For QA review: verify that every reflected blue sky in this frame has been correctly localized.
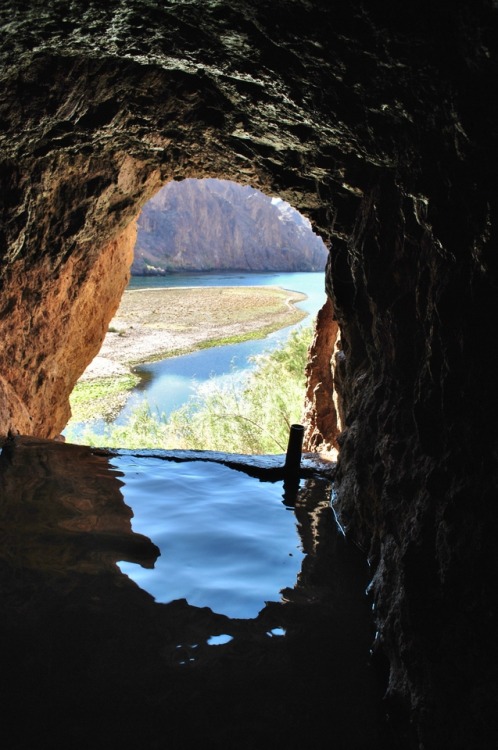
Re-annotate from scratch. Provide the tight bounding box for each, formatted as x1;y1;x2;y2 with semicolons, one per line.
115;456;304;619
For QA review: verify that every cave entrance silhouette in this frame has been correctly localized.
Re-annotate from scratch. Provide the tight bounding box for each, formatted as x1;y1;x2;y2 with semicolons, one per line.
64;177;329;455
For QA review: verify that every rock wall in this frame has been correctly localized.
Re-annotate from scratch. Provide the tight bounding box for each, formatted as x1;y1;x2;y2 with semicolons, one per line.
332;175;498;748
302;296;340;456
0;222;137;437
0;1;497;747
133;178;328;273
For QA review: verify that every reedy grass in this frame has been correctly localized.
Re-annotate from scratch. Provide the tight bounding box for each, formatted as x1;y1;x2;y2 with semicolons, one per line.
66;323;313;454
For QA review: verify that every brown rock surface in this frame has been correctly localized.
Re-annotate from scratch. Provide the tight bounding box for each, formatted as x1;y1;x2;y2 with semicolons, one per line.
303;297;340;457
0;222;136;438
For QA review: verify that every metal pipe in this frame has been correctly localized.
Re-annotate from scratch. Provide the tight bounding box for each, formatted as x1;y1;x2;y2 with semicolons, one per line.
284;423;304;477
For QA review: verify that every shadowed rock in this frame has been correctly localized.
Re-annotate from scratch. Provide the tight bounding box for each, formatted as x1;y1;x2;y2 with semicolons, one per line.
0;2;497;747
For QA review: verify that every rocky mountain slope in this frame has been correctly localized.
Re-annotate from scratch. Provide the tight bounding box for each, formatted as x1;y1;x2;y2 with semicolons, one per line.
132;178;328;273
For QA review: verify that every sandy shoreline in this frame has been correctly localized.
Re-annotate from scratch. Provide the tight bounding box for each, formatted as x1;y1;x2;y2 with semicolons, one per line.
80;285;307;381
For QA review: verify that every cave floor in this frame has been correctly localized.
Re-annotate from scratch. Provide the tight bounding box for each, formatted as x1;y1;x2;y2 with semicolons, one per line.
0;437;394;750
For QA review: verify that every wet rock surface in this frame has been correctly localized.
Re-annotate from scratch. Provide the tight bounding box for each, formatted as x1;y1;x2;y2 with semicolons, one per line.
1;1;498;747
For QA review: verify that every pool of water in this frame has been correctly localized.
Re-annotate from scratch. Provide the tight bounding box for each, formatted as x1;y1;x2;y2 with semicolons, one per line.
114;456;307;619
0;437;391;749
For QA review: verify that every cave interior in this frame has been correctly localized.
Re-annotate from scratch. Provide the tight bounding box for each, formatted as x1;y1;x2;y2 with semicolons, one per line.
0;1;497;748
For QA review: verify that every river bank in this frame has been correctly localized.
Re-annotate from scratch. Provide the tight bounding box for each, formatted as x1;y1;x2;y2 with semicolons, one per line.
81;285;307;380
69;285;307;423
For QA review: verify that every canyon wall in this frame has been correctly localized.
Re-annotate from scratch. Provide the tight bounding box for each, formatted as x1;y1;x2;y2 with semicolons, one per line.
0;223;136;438
133;178;328;273
0;1;497;747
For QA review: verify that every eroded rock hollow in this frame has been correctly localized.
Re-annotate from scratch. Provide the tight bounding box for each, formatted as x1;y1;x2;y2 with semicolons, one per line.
1;1;497;747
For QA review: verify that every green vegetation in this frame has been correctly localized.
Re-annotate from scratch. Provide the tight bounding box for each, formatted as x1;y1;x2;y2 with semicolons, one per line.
66;323;313;454
68;374;141;423
193;316;307;351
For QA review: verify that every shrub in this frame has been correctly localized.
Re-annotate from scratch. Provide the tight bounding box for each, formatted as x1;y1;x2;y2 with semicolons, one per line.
68;322;313;454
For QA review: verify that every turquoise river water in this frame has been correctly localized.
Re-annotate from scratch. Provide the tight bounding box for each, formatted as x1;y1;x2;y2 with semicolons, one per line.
117;270;326;422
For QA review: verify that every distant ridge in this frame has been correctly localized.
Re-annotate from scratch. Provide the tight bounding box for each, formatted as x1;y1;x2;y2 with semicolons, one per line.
132;178;328;275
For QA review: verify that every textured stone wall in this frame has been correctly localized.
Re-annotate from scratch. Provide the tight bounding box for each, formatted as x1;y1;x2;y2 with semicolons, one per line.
1;1;497;747
332;174;498;747
0;222;136;437
303;296;340;456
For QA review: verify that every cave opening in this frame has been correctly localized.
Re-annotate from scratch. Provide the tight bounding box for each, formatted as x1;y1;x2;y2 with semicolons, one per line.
64;176;333;457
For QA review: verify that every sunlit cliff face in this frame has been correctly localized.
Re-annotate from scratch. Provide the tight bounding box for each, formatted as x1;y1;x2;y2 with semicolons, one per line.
1;2;497;747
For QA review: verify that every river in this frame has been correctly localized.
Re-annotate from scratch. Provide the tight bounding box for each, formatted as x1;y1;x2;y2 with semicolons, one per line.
114;271;326;423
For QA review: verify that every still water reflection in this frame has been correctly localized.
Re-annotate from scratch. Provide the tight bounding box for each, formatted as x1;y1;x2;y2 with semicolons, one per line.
114;457;306;618
0;437;391;750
